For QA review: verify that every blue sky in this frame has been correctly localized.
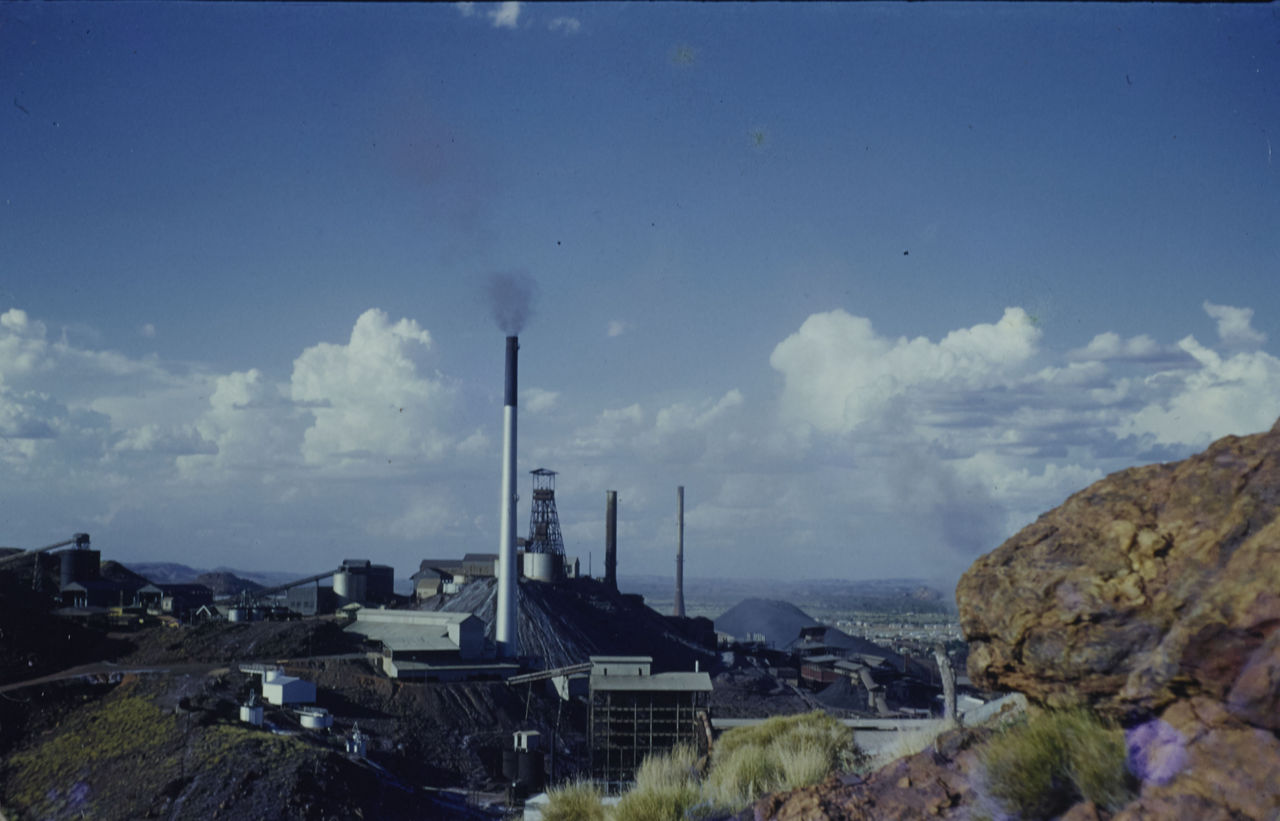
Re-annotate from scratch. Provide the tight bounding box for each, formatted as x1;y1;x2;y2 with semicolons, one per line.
2;2;1278;587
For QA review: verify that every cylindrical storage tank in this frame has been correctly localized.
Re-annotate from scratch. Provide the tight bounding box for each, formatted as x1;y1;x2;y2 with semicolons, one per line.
334;570;368;604
240;704;263;726
228;608;247;622
516;751;544;791
299;710;332;730
60;550;101;587
523;553;556;582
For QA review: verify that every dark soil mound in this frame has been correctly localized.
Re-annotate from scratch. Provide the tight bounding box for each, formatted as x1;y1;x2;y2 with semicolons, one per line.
714;598;819;647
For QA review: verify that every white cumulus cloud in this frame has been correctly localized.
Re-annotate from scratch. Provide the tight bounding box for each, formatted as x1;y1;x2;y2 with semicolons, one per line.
488;2;520;29
1068;331;1164;362
549;17;581;34
1119;333;1280;447
770;307;1041;434
1204;300;1266;346
522;387;559;414
290;309;456;467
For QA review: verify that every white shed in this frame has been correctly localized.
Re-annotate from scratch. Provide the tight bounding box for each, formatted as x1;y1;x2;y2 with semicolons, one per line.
261;671;316;706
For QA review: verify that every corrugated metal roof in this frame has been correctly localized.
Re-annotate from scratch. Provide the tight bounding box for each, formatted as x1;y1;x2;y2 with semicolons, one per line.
590;671;711;692
356;610;475;625
346;621;457;653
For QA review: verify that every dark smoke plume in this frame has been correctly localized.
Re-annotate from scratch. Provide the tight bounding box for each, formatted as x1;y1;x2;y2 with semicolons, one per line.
486;272;538;334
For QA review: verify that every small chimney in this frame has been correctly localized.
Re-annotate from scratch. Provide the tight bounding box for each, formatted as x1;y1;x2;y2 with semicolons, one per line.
604;490;618;591
673;486;686;618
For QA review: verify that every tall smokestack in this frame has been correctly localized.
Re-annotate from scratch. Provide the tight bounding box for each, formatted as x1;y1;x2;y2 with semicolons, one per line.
604;490;618;592
496;336;519;658
673;486;686;617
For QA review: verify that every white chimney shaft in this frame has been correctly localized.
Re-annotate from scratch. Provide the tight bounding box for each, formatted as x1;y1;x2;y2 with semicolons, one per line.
496;336;519;658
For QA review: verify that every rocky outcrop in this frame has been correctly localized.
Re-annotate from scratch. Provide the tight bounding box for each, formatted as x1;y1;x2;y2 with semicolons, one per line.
742;723;993;821
958;418;1280;719
760;420;1280;819
955;418;1280;818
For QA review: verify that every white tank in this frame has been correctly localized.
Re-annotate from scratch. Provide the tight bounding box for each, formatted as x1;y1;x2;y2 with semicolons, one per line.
299;709;332;730
522;552;557;582
240;704;263;726
333;570;367;603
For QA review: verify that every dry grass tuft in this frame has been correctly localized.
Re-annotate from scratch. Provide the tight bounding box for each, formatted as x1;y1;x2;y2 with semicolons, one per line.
541;779;606;821
978;707;1135;820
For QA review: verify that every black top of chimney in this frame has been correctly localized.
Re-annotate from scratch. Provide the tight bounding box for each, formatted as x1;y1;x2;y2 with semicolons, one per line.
505;336;518;407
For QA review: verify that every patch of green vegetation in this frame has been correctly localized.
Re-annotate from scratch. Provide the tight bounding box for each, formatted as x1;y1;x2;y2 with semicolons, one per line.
3;688;178;815
543;711;862;820
703;712;861;812
542;779;607;821
193;723;315;771
977;707;1136;819
614;744;701;821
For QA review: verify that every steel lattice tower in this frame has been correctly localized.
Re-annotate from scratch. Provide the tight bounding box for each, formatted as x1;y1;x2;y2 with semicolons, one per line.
527;468;566;556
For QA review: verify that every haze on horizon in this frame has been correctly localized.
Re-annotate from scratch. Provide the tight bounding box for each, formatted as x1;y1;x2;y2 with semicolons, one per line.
2;3;1277;586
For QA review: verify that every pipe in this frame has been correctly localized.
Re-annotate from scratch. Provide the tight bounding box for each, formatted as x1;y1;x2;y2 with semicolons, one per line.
497;336;519;658
673;486;686;617
604;490;618;591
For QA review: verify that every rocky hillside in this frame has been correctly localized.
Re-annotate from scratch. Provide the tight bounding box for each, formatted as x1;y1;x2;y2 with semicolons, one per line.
755;420;1280;819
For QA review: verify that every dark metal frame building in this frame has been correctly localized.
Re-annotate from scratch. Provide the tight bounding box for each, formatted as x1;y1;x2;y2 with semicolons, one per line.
587;656;712;792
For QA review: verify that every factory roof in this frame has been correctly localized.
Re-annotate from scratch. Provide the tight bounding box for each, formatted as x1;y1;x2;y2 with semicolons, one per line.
355;609;474;624
590;671;712;693
351;622;461;653
345;609;480;653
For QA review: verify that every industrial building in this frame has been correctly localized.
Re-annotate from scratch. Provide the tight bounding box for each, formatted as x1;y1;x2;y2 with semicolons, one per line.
345;609;517;681
334;558;394;605
285;583;338;617
587;656;712;792
136;583;214;620
262;671;316;706
412;553;498;600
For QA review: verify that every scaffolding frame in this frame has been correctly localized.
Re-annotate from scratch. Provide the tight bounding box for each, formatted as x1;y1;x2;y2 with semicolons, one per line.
588;687;710;792
526;468;566;556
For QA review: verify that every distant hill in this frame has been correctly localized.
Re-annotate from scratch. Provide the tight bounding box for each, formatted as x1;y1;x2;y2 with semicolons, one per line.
194;571;263;596
126;563;307;589
714;598;819;647
123;562;201;583
100;560;152;587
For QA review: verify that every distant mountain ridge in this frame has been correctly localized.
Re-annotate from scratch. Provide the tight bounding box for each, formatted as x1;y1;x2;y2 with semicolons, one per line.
120;563;290;589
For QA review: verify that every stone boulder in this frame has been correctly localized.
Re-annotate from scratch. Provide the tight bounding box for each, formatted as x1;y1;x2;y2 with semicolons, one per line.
752;421;1280;820
958;418;1280;721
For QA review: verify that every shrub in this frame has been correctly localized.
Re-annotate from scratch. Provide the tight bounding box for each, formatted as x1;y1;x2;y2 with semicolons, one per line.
701;710;859;812
612;780;700;821
541;779;605;821
978;707;1136;820
703;742;781;809
633;744;700;794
